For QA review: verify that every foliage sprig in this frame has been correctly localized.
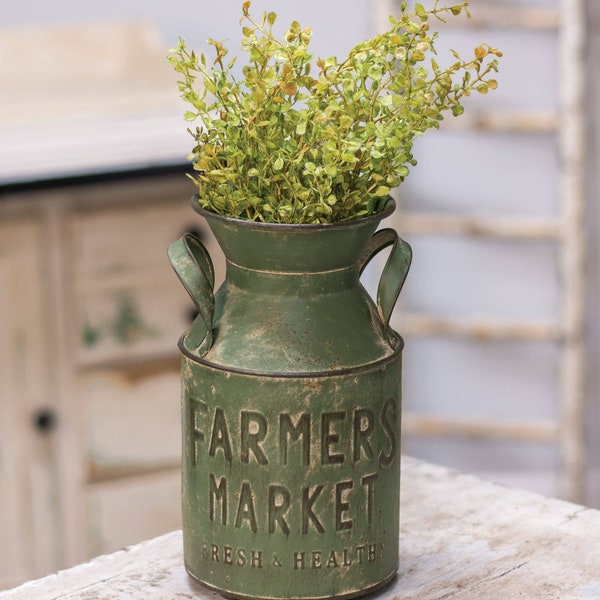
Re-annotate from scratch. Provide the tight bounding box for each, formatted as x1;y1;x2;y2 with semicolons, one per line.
169;1;501;223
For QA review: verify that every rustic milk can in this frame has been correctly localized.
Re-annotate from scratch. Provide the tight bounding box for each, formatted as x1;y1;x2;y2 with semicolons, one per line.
168;197;411;600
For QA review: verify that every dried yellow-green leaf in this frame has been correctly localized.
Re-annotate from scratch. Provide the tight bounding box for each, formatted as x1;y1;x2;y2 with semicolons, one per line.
474;45;488;59
374;186;390;197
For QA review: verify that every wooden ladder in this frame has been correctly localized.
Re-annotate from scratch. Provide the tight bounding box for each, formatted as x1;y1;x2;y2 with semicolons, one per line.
379;1;587;502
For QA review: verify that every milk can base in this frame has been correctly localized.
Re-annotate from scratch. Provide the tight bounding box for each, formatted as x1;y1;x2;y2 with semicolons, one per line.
185;565;398;600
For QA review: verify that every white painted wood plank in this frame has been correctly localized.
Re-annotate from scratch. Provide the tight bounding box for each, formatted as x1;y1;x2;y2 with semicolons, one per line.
397;313;561;343
0;114;189;185
0;21;189;185
3;457;600;599
402;413;557;443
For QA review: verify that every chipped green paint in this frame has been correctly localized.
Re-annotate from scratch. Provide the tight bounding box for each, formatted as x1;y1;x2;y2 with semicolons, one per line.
169;198;411;599
82;321;102;348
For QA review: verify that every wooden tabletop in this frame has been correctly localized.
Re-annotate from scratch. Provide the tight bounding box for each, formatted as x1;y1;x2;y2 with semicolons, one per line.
3;456;599;600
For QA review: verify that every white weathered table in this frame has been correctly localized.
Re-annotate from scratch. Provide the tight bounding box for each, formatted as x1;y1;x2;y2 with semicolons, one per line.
3;457;600;600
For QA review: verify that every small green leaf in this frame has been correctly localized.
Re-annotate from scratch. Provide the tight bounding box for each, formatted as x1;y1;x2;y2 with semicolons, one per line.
339;115;353;128
415;3;427;20
273;157;284;171
374;186;390;197
368;65;383;81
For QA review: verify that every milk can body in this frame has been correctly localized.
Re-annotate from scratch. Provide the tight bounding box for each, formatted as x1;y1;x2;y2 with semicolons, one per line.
169;198;411;599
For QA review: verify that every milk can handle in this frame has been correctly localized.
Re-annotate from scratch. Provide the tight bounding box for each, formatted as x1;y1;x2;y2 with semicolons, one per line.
168;233;215;354
360;228;412;327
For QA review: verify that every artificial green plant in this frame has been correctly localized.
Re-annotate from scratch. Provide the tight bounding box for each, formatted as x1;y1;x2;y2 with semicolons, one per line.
169;1;501;223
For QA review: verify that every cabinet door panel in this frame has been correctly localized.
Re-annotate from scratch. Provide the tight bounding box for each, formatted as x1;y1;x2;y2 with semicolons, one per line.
72;201;224;367
82;367;181;480
71;202;222;280
85;470;181;559
76;283;192;367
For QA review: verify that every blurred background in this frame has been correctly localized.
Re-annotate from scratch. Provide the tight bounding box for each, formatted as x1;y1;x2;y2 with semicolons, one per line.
0;0;598;591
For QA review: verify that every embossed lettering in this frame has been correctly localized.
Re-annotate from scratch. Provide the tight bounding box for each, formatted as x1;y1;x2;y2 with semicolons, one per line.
209;473;227;525
379;398;397;467
198;402;397;468
368;544;377;562
235;481;258;533
326;550;339;568
241;411;268;465
311;551;322;569
250;550;263;569
302;484;325;534
321;412;346;465
294;552;305;570
353;408;374;462
268;484;291;535
189;397;207;467
335;480;353;531
361;472;378;526
209;408;233;462
279;413;310;466
342;548;353;566
236;549;246;566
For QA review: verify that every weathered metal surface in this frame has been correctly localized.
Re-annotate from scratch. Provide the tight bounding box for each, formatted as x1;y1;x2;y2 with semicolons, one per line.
180;353;402;599
168;198;412;599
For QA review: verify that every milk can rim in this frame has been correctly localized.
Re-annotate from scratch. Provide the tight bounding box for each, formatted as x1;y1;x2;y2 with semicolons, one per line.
191;196;396;231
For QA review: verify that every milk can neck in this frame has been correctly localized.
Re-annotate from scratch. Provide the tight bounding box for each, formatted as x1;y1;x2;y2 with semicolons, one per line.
200;212;393;274
225;258;359;292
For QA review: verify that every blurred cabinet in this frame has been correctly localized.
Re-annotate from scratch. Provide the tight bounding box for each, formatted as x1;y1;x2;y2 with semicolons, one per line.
0;171;223;588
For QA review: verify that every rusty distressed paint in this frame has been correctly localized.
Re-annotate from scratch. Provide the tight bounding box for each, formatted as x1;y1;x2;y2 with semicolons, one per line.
169;198;411;599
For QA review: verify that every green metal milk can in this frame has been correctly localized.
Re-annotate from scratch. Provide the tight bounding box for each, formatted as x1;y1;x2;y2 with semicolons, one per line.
168;197;411;600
